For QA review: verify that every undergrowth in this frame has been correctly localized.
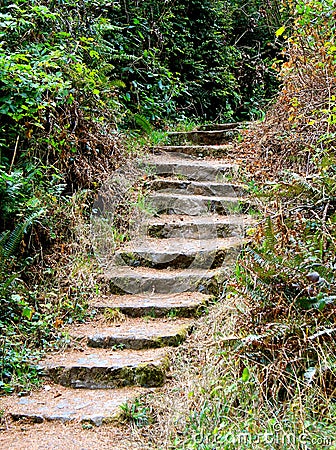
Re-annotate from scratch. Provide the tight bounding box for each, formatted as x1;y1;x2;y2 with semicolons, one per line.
0;187;100;394
128;299;336;449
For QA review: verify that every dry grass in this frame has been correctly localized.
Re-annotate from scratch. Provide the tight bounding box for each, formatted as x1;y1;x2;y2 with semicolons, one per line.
126;293;336;449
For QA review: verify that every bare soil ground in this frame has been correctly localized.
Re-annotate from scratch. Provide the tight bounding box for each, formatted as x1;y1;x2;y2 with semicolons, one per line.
0;419;147;450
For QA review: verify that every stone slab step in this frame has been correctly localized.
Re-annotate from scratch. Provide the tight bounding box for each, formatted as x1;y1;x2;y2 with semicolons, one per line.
197;122;251;131
167;130;239;145
91;292;211;317
149;192;247;216
148;178;246;196
147;155;238;181
104;267;229;295
4;384;146;425
69;318;192;350
147;214;254;239
115;237;242;269
38;348;168;389
154;144;232;158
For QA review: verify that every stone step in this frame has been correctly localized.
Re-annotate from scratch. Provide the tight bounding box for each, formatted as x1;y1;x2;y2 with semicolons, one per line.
38;348;168;389
147;214;254;239
167;129;239;145
70;318;192;350
5;384;146;425
104;267;228;295
197;122;251;131
154;144;232;158
147;155;238;181
148;192;247;216
91;292;211;317
148;178;246;197
115;237;242;269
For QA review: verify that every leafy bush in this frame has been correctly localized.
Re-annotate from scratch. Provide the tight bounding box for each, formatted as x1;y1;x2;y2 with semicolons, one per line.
241;0;336;161
230;0;288;119
0;1;123;183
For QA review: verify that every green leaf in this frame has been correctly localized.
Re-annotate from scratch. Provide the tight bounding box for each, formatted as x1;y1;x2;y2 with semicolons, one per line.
22;306;33;320
275;26;286;37
241;367;250;382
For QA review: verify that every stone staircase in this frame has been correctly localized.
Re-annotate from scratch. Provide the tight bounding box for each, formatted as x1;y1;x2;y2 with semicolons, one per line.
2;122;254;427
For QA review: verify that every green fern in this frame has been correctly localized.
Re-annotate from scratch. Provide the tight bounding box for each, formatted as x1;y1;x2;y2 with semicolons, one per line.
1;210;44;259
0;230;10;250
264;216;276;252
133;114;152;134
110;79;126;89
248;249;270;269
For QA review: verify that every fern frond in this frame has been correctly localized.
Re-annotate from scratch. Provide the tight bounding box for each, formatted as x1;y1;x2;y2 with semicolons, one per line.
264;216;276;252
3;223;27;258
247;248;272;271
2;210;44;258
133;114;152;134
110;79;126;89
0;231;10;250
